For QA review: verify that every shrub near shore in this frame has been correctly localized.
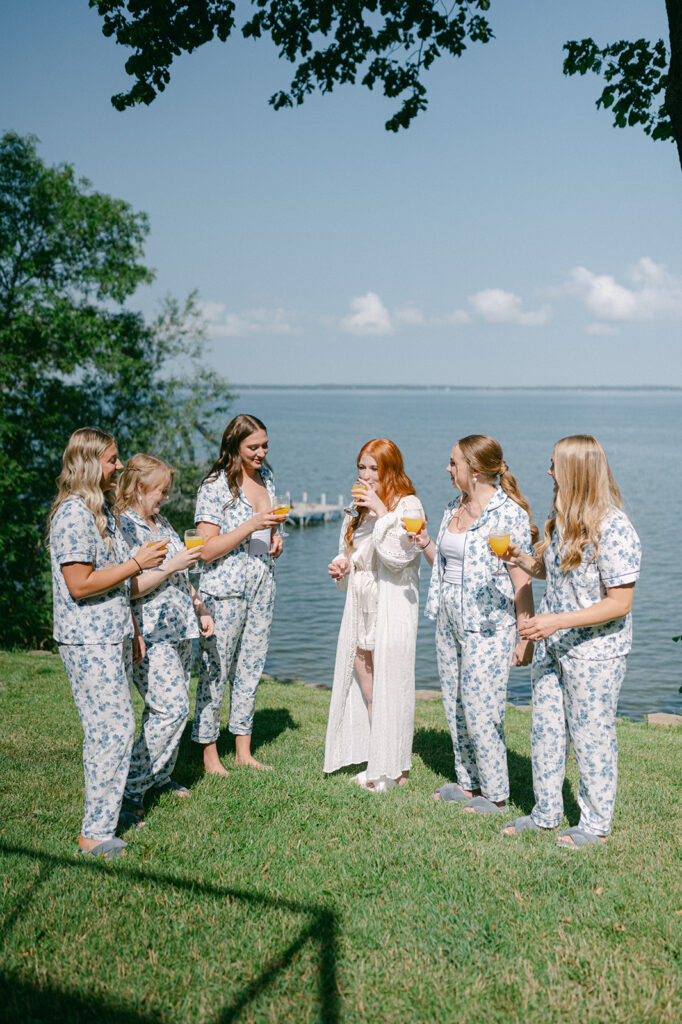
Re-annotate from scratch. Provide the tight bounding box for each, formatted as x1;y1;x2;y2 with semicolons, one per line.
1;651;680;1024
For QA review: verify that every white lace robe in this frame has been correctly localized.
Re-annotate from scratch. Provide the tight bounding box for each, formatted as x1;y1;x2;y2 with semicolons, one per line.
323;496;423;783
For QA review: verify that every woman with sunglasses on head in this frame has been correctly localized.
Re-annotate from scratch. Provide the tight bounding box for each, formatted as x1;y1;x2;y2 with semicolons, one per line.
324;438;424;791
501;435;641;847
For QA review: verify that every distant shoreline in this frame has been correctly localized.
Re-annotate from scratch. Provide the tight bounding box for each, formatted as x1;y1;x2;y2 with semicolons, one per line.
234;383;682;392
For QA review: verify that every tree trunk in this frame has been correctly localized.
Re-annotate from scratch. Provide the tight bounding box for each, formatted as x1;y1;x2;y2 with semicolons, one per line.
666;0;682;170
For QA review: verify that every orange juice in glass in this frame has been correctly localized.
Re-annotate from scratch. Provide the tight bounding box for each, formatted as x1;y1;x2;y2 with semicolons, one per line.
272;495;290;520
401;506;424;547
488;532;510;575
184;529;205;572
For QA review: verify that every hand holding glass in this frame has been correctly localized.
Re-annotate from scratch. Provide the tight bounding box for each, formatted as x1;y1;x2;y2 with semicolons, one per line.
344;480;367;519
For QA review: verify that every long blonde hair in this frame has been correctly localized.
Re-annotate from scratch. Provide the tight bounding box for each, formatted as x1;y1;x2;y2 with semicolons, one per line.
48;427;117;546
457;434;538;543
536;435;623;571
116;454;174;516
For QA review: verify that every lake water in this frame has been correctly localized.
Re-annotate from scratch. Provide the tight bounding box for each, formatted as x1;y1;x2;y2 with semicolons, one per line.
228;387;681;720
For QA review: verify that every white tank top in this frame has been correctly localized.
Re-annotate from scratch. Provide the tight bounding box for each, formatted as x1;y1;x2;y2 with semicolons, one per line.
440;529;466;585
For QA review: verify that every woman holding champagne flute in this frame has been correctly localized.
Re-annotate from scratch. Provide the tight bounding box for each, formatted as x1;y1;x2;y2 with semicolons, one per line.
48;428;166;858
192;414;285;774
414;435;536;814
501;435;641;846
116;455;214;816
324;439;424;791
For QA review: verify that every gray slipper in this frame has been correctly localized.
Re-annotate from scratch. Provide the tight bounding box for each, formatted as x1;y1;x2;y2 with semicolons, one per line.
463;796;505;815
117;810;145;831
432;783;472;802
79;837;127;860
501;815;544;836
556;826;606;848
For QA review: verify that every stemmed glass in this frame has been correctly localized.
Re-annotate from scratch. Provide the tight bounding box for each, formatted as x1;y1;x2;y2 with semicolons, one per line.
343;479;367;519
401;506;425;548
488;531;510;576
272;492;291;537
184;528;205;574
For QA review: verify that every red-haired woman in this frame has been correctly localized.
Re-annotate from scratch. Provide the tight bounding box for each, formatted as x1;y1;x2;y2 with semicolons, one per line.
324;439;424;790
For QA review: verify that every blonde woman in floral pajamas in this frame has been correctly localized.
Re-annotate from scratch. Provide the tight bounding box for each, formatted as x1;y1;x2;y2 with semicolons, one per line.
415;435;535;815
48;428;165;859
116;454;214;817
502;435;641;847
192;414;284;775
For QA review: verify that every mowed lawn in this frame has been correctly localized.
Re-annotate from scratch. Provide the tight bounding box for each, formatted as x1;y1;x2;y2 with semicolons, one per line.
0;650;680;1024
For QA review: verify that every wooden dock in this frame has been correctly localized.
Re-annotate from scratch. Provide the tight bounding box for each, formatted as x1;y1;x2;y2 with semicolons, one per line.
287;493;344;527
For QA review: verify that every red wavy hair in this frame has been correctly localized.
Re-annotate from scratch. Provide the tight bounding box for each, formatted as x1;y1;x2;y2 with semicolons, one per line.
345;438;416;550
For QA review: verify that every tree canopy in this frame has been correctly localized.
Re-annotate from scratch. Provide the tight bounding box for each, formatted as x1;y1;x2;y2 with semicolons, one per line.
0;131;232;648
89;0;682;168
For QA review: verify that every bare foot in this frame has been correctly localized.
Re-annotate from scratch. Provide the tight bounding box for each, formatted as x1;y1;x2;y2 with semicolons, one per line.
235;754;273;771
203;742;230;776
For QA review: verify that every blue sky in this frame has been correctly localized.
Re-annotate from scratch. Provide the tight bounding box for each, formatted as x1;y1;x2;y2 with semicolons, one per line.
3;1;682;385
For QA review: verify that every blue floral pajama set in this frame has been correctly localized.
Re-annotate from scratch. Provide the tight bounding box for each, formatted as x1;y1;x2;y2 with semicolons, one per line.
50;498;135;842
191;466;276;742
425;489;532;803
120;510;200;804
529;508;641;836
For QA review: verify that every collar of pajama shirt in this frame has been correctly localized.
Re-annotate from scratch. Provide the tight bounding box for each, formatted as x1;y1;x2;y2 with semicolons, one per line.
539;507;641;659
193;465;276;598
424;487;533;631
120;509;200;642
50;497;133;644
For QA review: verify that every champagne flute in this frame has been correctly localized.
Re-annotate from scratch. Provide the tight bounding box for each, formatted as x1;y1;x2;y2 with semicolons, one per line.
272;492;291;537
401;506;425;548
343;479;367;519
488;531;510;576
184;528;205;574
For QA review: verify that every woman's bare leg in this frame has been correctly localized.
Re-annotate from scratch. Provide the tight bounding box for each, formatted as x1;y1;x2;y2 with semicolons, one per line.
354;648;374;724
235;733;273;770
203;741;230;776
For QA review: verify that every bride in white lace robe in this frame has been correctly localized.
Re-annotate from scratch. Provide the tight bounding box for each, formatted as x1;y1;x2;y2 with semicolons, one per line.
323;440;423;789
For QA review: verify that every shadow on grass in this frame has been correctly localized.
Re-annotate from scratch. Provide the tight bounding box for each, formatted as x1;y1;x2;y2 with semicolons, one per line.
0;840;338;1024
171;706;299;789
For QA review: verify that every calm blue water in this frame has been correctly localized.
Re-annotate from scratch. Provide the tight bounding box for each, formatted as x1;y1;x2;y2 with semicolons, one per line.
229;387;681;719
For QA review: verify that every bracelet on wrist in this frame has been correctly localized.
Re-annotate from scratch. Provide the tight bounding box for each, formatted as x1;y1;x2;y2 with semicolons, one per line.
131;557;142;574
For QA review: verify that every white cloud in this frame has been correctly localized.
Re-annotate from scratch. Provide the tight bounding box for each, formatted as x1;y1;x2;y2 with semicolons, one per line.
200;302;299;337
394;304;425;326
468;288;550;326
440;310;471;325
341;292;394;335
568;258;682;322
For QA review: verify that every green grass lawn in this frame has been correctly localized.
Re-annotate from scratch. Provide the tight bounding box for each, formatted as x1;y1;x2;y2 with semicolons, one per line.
1;650;680;1023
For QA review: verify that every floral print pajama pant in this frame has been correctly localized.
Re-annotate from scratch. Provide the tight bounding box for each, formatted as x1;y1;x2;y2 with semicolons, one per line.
60;640;134;841
124;639;193;804
436;583;516;803
192;559;275;741
530;647;625;835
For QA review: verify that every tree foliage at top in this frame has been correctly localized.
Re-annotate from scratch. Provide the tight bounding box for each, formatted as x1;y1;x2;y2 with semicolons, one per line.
89;0;494;132
89;0;682;170
0;131;233;648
